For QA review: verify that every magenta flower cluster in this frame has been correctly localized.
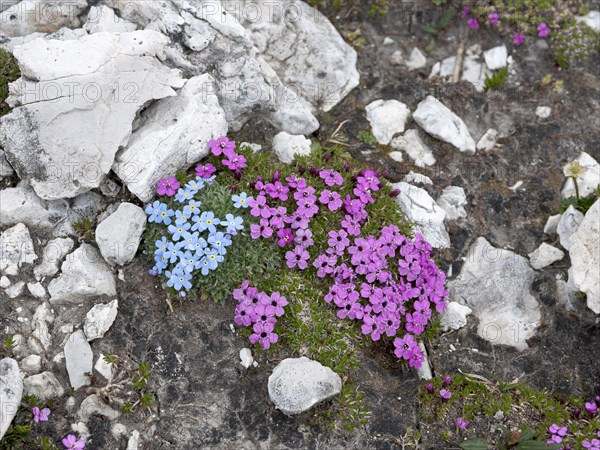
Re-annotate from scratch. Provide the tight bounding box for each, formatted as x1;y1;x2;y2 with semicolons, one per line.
209;136;247;175
233;280;288;350
547;424;568;445
246;167;448;368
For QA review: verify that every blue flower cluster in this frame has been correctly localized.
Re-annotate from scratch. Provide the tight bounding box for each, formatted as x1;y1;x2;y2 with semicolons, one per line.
145;175;252;292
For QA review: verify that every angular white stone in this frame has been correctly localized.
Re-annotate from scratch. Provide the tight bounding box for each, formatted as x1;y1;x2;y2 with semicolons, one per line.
64;331;93;390
557;206;584;251
5;281;24;298
483;45;508;70
48;244;116;304
20;355;41;375
391;182;450;249
0;223;37;276
268;357;342;415
416;342;432;380
366;99;411;145
390;50;404;66
0;276;9;288
113;75;228;202
94;355;114;381
448;237;541;350
84;300;119;342
239;348;253;369
576;10;600;32
27;282;46;298
536;106;551;118
32;302;54;351
383;37;395;45
95;204;146;266
413;96;476;154
476;128;499;152
23;371;64;401
437;186;468;221
430;56;490;92
389;151;403;162
33;238;75;280
528;243;565;270
544;214;561;235
561;152;600;200
84;5;137;33
405;48;427;71
0;151;14;178
0;0;86;37
127;430;141;450
0;31;185;200
403;171;433;185
569;199;600;313
0;358;23;440
78;394;120;422
440;302;472;332
390;129;436;167
272;133;312;164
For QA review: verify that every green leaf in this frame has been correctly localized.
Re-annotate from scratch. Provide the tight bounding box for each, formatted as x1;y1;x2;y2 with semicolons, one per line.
437;7;456;29
425;39;436;53
518;428;535;442
460;438;488;450
519;441;561;450
420;24;439;35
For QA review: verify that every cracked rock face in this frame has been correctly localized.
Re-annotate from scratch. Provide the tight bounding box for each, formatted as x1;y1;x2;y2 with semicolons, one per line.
268;357;342;415
0;358;23;440
0;30;185;200
95;203;146;265
448;237;541;350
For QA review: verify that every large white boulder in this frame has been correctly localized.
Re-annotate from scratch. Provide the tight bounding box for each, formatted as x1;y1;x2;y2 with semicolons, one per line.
413;96;476;154
448;237;541;350
268;357;341;415
112;75;228;202
48;244;116;304
569;199;600;313
95;203;146;265
0;30;185;200
390;182;450;248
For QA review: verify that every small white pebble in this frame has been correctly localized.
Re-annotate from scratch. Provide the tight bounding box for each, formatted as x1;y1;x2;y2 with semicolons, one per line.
229;324;235;334
449;344;456;351
508;180;523;191
252;361;258;368
535;106;551;118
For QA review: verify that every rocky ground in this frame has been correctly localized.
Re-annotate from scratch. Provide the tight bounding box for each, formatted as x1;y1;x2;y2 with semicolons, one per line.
0;1;599;449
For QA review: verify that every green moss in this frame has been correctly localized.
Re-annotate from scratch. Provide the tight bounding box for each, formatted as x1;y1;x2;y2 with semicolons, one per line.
484;66;509;92
0;48;19;116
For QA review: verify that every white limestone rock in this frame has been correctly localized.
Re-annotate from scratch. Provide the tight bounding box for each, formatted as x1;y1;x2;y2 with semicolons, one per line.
403;171;433;186
528;243;565;270
272;133;312;164
0;150;14;178
0;276;9;288
31;302;54;351
576;10;600;32
127;430;141;450
390;182;450;248
0;358;23;440
448;237;541;350
0;30;185;200
416;342;432;380
268;357;342;415
437;186;468;221
405;48;427;71
390;129;436;167
0;183;55;229
569;199;600;313
239;348;253;369
112;75;228;202
476;128;499;152
430;56;490;92
440;302;472;332
413;96;476;154
84;300;118;342
561;152;600;200
5;281;24;298
557;206;584;251
84;5;137;33
536;106;551;119
0;0;87;37
483;45;508;70
33;238;75;280
94;355;114;381
78;394;120;422
544;214;561;235
64;331;93;390
23;371;64;401
95;203;146;266
0;223;37;276
27;282;46;298
365;99;411;145
48;244;116;304
20;355;41;375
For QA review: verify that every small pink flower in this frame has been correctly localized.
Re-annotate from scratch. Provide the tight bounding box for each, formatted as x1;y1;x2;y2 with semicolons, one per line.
467;18;479;30
33;406;50;423
537;22;550;37
488;13;499;25
456;417;470;429
461;6;469;19
62;434;85;449
513;33;525;46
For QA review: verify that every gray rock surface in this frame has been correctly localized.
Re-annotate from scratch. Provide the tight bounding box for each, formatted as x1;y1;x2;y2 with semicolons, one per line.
23;371;64;401
112;75;228;202
437;186;468;221
0;0;86;37
95;203;146;266
0;358;23;440
268;357;342;415
0;30;185;200
557;205;584;251
413;96;476;154
48;244;117;304
272;132;312;164
390;129;436;167
569;199;600;313
34;238;75;280
84;300;119;341
365;99;410;145
448;237;541;350
78;394;121;422
440;302;472;332
84;5;137;33
390;182;450;248
20;355;41;375
0;223;37;276
528;243;565;270
64;330;93;390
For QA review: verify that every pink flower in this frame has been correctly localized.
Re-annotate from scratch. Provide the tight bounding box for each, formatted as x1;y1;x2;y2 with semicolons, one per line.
537;22;550;37
156;176;180;196
62;435;85;449
513;33;525;46
467;18;479;30
461;6;469;18
488;12;499;25
33;406;50;423
439;389;452;401
195;163;216;178
208;136;235;156
456;417;470;429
